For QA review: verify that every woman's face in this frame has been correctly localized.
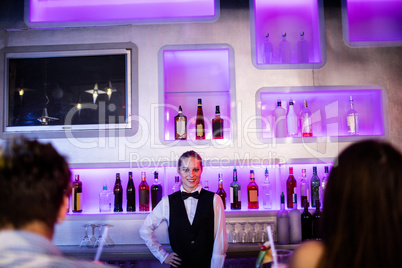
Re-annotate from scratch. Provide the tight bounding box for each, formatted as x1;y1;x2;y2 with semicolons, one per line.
178;156;202;193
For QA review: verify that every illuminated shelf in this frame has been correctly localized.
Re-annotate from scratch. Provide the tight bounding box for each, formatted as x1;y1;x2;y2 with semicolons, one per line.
250;0;326;69
158;44;237;145
256;85;388;143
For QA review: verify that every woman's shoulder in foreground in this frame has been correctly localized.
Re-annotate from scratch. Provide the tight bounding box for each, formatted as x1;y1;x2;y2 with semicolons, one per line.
289;240;324;268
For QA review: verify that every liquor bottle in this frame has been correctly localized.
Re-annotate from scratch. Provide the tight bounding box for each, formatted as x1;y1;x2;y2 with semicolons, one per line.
113;173;123;212
216;174;226;209
72;174;82;213
321;166;329;207
287;100;298;137
297;31;309;63
310;167;320;208
172;176;181;193
99;183;112;213
212;105;224;139
151;171;162;210
300;168;309;208
347;96;359;135
300;100;313;137
201;180;208;190
279;32;291;64
301;200;312;241
261;167;272;209
174;106;187;140
247;170;259;209
139;171;150;211
273;99;287;138
277;192;290;244
195;98;205;140
230;167;241;210
127;172;135;212
286;167;297;209
263;33;273;64
289;194;302;244
312;200;322;240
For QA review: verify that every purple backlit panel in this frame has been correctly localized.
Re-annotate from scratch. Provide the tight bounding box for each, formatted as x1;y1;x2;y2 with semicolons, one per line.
162;48;232;141
252;0;324;67
259;87;385;139
345;0;402;44
27;0;217;25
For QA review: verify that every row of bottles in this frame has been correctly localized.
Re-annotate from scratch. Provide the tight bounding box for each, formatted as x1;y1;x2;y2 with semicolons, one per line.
277;192;322;244
286;166;329;210
273;96;358;138
174;98;224;140
70;172;164;213
263;32;309;64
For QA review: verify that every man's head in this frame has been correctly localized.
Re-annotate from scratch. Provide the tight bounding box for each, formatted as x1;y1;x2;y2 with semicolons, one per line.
0;137;71;233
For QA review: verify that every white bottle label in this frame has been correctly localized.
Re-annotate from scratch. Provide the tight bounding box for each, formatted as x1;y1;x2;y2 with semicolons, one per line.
347;115;358;134
176;118;186;136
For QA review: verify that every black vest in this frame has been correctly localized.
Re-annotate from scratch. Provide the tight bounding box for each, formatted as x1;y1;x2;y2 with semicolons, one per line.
168;189;215;268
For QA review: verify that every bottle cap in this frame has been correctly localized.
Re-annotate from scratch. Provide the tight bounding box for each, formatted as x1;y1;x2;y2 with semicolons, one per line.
75;174;79;181
313;166;317;174
281;192;285;203
265;167;269;175
289;167;293;174
215;105;220;114
289;100;294;105
300;31;305;37
175;176;179;182
265;33;269;38
178;106;183;112
129;171;132;176
103;185;107;191
324;166;329;173
277;99;282;106
282;32;286;37
154;171;158;178
198;99;202;105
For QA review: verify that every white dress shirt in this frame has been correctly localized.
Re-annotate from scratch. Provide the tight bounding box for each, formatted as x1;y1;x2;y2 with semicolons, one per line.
139;184;228;267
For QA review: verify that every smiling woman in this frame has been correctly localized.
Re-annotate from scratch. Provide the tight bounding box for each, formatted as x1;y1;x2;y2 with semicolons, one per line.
177;150;203;193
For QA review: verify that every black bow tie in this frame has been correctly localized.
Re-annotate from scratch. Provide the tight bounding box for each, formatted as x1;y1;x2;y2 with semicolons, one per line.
181;191;200;200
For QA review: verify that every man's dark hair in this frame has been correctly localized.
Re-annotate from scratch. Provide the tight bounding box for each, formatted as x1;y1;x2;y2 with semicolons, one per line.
0;137;71;230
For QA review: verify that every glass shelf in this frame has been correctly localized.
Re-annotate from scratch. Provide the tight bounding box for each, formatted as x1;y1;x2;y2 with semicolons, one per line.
341;0;402;47
256;85;388;143
250;0;326;69
158;44;236;145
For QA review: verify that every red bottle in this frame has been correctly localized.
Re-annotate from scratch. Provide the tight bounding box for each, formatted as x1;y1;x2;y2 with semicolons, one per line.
247;170;259;209
195;99;205;140
216;174;226;209
286;167;297;209
139;172;150;211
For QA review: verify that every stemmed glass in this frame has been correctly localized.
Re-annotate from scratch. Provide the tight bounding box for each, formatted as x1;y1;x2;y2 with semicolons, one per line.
228;223;237;244
79;224;93;247
238;222;248;243
248;222;257;243
90;224;97;246
102;224;115;247
257;222;268;243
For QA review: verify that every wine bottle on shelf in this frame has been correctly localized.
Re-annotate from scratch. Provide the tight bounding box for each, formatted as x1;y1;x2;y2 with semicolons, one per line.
151;171;162;210
273;99;287;138
277;192;290;244
301;200;312;241
300;168;309;208
312;200;322;240
204;180;209;190
172;176;181;193
347;96;359;135
247;170;259;209
99;183;112;213
289;194;302;244
195;98;205;140
297;31;309;63
310;167;320;208
127;172;135;212
279;32;291;64
321;166;329;207
139;172;150;212
263;32;273;64
72;174;82;213
287;100;298;137
174;106;187;140
212;105;224;139
216;174;226;209
113;173;123;212
261;167;272;209
301;100;313;137
230;167;241;210
286;167;297;209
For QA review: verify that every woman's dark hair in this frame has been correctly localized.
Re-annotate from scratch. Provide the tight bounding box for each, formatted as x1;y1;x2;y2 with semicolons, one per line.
319;140;401;268
178;150;203;170
0;137;71;231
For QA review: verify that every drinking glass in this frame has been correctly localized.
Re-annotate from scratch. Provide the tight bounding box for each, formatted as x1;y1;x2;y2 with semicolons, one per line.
237;222;247;243
228;223;237;244
257;222;268;243
89;224;97;246
102;224;115;247
248;222;257;243
79;224;93;247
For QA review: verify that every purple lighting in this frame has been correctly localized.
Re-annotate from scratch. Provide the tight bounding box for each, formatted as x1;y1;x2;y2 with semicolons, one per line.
343;0;402;46
27;0;218;26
